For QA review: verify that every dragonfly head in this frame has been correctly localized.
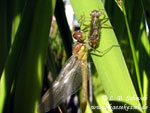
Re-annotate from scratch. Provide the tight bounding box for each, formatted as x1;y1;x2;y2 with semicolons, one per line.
73;30;86;42
90;10;100;18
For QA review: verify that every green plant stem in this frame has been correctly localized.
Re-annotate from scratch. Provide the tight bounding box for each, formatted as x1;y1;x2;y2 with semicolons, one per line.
122;2;144;106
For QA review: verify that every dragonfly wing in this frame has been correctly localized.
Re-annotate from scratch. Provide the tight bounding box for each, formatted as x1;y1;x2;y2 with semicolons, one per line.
38;56;82;113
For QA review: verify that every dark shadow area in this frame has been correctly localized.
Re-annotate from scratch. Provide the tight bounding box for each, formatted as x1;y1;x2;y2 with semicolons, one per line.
54;0;73;58
138;39;150;113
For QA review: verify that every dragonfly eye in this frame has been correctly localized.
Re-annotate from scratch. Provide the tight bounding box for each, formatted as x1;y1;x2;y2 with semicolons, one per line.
73;30;85;41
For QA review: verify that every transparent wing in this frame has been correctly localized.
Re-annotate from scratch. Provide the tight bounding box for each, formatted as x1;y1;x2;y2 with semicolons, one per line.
38;55;83;113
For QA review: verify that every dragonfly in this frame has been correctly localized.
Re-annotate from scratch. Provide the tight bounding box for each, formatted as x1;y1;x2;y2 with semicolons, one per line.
38;10;118;113
38;30;88;113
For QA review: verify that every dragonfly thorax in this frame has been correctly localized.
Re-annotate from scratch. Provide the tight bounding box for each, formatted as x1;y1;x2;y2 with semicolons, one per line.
73;42;87;66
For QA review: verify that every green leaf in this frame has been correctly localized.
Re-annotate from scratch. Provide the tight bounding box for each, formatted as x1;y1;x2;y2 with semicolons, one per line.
0;0;56;113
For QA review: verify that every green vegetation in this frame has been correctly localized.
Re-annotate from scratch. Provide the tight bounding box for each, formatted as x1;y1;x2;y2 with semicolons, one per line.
0;0;149;113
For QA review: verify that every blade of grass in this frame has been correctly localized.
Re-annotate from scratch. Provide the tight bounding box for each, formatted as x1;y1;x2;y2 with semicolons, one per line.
12;0;55;113
0;0;56;113
70;0;142;112
0;1;37;112
107;0;150;112
137;17;150;113
121;1;144;105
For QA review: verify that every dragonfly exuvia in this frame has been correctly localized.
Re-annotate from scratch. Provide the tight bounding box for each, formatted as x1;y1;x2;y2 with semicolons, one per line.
80;10;111;50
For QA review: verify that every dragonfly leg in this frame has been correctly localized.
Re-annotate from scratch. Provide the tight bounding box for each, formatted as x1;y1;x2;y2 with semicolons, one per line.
100;18;109;24
101;25;113;29
100;18;113;29
79;12;91;22
89;44;120;56
78;13;91;31
82;25;90;33
100;16;114;29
